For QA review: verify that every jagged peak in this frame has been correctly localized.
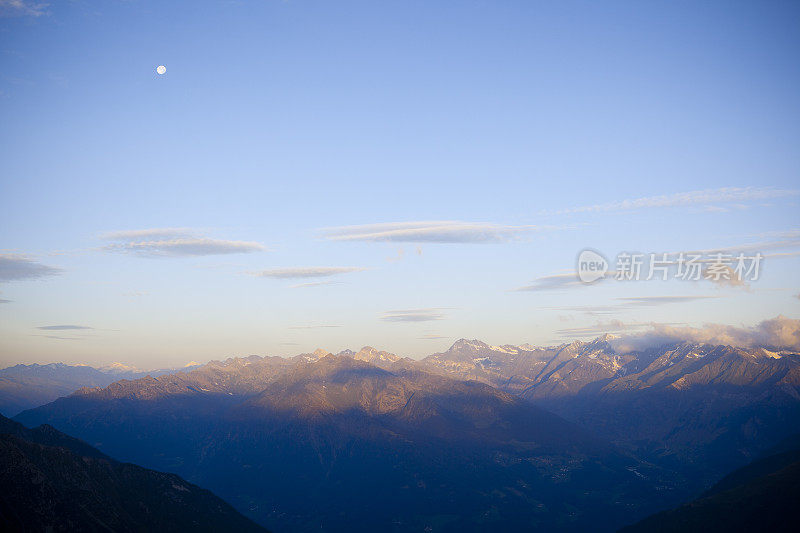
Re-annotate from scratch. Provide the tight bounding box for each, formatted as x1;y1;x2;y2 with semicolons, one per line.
101;361;141;373
313;348;332;358
358;346;379;353
449;338;490;351
352;346;400;363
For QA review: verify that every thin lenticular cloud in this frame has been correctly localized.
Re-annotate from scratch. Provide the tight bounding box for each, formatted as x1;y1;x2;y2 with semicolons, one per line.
288;324;343;330
105;238;265;256
550;187;798;215
686;229;800;255
550;295;719;315
548;305;619;316
36;325;93;330
101;228;196;241
556;319;645;338
615;295;719;306
252;267;366;279
0;254;62;282
322;221;548;243
512;272;587;292
381;308;447;322
102;228;265;257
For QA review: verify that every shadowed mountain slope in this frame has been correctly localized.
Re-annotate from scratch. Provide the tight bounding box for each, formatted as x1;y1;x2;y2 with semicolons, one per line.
0;414;266;532
619;441;800;532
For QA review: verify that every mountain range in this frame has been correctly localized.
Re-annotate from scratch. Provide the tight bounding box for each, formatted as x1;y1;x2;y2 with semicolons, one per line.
6;337;800;531
420;337;800;490
0;362;199;417
14;354;674;531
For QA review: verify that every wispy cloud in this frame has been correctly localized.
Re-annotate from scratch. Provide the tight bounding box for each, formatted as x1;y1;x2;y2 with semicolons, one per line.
550;187;798;215
382;308;447;322
556;319;645;338
0;254;62;282
549;296;721;316
549;305;619;316
101;228;195;241
102;228;265;257
106;238;265;256
36;325;93;331
0;0;48;17
288;324;343;330
689;229;800;256
693;204;750;214
322;221;552;243
512;272;589;292
615;295;720;306
124;290;149;298
419;333;448;340
251;267;366;279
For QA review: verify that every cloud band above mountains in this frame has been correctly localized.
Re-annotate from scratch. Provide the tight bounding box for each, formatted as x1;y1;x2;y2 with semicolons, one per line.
612;316;800;352
551;186;798;215
322;221;550;243
381;308;447;322
101;228;265;257
36;325;93;331
251;267;366;279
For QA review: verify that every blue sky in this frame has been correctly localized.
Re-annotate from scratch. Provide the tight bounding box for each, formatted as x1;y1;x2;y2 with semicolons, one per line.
1;0;799;368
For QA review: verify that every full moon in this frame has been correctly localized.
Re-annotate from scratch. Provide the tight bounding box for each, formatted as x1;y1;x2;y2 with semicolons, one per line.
156;65;166;75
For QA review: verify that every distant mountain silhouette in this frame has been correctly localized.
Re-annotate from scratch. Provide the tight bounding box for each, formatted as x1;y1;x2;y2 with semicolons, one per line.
15;355;674;532
0;362;199;416
620;438;800;532
0;413;266;532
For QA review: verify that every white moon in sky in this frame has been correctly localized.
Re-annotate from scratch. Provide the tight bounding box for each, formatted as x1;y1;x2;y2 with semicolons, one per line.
156;65;166;75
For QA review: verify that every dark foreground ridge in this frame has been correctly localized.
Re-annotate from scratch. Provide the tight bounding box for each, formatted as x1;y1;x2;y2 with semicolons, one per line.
0;414;266;532
620;439;800;532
